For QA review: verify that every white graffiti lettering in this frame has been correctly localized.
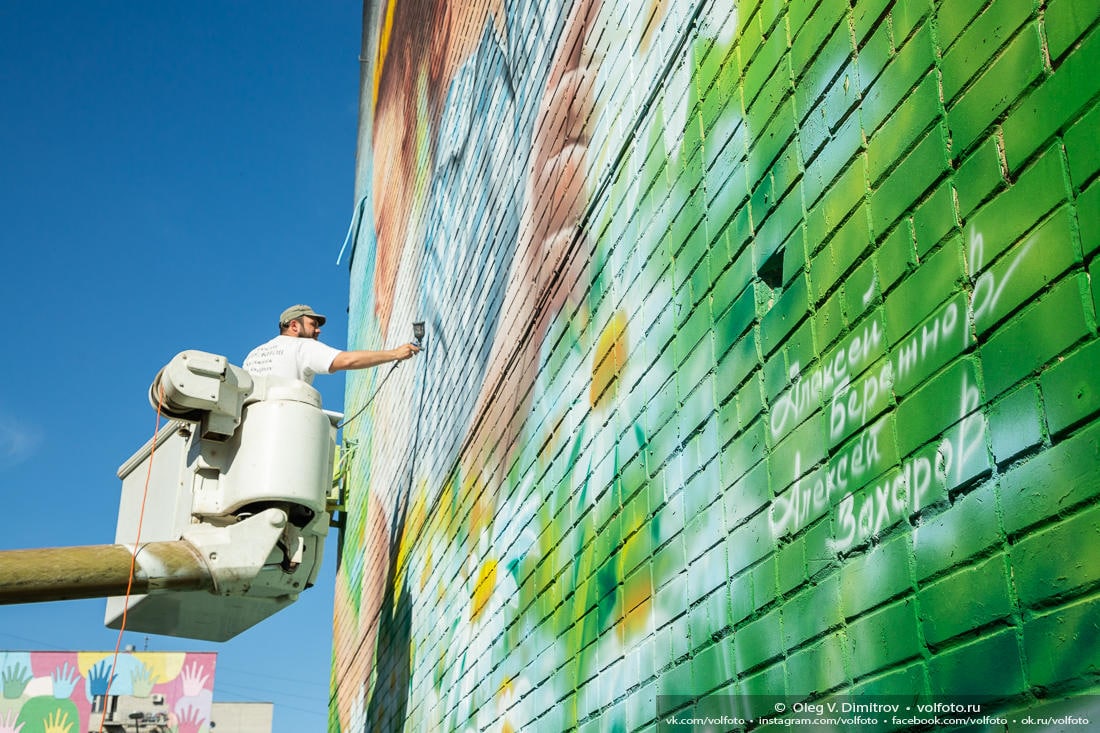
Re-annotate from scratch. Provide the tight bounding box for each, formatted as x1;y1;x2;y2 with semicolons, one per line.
770;319;884;437
969;227;1038;325
829;361;895;441
769;420;886;538
829;452;934;551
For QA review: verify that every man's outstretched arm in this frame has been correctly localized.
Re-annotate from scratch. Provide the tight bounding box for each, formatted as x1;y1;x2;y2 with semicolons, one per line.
329;343;420;372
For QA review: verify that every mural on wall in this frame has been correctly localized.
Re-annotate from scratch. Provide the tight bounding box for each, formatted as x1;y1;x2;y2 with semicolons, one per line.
334;0;1100;730
0;651;215;733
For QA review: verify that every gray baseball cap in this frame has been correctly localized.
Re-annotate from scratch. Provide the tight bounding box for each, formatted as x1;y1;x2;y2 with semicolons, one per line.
279;304;326;327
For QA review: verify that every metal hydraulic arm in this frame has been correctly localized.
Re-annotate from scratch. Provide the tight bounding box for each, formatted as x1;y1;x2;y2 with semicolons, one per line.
0;540;214;605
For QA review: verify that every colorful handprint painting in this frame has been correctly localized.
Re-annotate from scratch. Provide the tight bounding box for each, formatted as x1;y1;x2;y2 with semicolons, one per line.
0;652;215;733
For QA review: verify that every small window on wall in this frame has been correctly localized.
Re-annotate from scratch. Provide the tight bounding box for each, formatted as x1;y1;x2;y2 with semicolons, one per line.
758;245;784;290
92;693;118;714
758;243;785;312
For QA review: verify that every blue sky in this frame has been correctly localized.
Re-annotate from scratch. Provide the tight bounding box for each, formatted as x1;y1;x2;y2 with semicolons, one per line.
1;3;366;729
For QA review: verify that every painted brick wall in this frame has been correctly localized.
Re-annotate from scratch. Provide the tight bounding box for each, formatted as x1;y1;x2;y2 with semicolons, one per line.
333;0;1100;730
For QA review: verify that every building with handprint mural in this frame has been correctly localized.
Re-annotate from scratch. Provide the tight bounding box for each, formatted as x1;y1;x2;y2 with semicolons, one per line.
0;651;217;733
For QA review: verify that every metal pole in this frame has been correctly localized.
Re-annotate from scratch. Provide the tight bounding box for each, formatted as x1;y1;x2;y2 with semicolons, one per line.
0;541;214;605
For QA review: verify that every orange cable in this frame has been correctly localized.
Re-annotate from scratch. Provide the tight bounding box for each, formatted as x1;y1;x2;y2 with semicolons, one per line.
98;384;164;733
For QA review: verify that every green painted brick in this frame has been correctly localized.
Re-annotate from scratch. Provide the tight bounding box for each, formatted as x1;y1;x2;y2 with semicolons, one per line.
755;192;803;266
940;0;1034;103
805;519;836;576
1023;595;1100;687
1092;257;1100;322
707;168;751;242
782;227;808;287
761;274;810;355
1042;329;1100;437
866;73;940;186
980;275;1090;398
742;26;789;113
928;628;1026;699
711;255;753;319
843;257;878;323
937;0;989;51
883;241;964;343
769;411;826;493
919;555;1014;645
1012;503;1100;606
729;571;754;625
747;102;797;188
896;358;981;457
739;664;787;718
720;417;765;484
787;633;848;694
803;113;863;209
806;154;867;249
1001;420;1100;535
716;330;758;401
892;295;970;395
746;62;793;133
847;600;922;678
954;137;1004;218
737;373;766;426
988;384;1044;465
790;0;848;79
784;320;817;380
725;462;770;543
777;538;806;595
770;141;802;203
799;106;831;179
870;126;950;237
860;25;935;134
1046;0;1100;62
913;480;1001;579
854;20;892;93
947;22;1044;154
833;206;875;282
821;58;860;128
840;536;912;617
875;219;915;294
892;0;932;44
781;576;842;648
851;0;891;43
827;363;894;447
692;635;736;695
726;510;773;574
1065;103;1100;190
814;290;846;349
810;240;841;303
973;206;1079;336
687;544;728;611
966;145;1067;267
734;607;783;671
674;301;714;367
750;555;778;612
1002;24;1100;172
787;0;816;37
850;661;927;698
912;182;957;256
1079;180;1100;258
763;348;790;402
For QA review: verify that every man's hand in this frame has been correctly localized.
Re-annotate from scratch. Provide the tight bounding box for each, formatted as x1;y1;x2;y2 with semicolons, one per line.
390;343;421;362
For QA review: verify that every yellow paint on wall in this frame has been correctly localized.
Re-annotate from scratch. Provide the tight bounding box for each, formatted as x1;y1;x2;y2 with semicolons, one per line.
590;310;629;408
470;558;498;621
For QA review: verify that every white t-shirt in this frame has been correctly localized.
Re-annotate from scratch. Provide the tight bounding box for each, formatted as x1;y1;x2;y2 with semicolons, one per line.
242;335;342;384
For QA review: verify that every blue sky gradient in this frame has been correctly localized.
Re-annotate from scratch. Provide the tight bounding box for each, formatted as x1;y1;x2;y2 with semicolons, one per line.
1;3;367;729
